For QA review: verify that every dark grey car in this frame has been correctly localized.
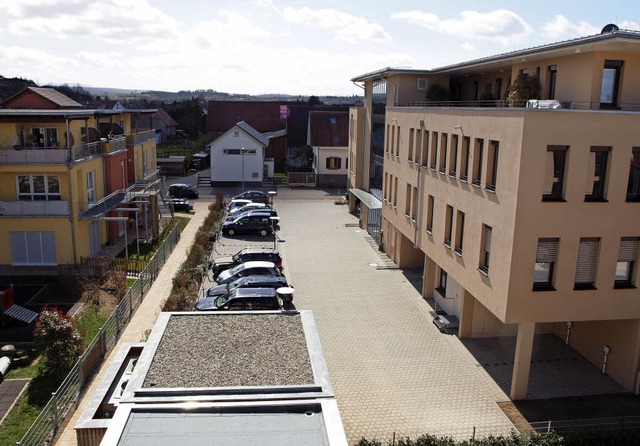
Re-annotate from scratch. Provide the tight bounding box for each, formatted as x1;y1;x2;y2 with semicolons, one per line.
206;275;290;298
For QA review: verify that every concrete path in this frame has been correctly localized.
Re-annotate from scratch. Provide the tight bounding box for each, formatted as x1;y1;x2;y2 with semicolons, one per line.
53;201;210;446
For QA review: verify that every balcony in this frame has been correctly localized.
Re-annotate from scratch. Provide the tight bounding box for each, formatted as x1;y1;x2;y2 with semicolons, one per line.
0;141;105;165
0;200;70;217
127;130;156;146
104;135;127;153
395;99;640;111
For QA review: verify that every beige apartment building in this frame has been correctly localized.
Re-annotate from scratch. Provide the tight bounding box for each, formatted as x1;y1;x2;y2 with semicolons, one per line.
349;25;640;399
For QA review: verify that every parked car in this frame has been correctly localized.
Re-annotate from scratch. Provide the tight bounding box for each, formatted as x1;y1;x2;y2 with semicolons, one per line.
195;287;283;311
231;190;270;204
229;202;268;215
210;248;282;278
216;261;281;284
168;198;193;212
168;183;199;199
225;208;278;223
227;198;252;212
222;212;274;237
206;275;290;298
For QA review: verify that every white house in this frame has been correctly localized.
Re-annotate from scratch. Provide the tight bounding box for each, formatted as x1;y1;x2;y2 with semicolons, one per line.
208;121;274;187
307;111;349;187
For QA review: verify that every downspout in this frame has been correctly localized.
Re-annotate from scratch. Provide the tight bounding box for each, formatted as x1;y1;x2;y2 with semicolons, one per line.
65;116;78;265
414;119;425;248
352;80;365;192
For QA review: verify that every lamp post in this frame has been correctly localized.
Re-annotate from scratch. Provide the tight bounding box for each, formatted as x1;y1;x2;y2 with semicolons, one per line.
241;147;245;190
268;191;277;206
270;216;280;249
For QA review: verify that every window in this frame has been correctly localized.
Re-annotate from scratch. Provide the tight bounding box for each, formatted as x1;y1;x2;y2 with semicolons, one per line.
390;126;395;156
615;237;639;288
411;187;418;220
414;128;421;164
233;130;240;137
396;126;400;156
345;157;348;170
408;128;415;161
383;173;388;201
548;65;557;99
87;171;96;204
449;134;459;177
519;68;529;75
574;238;599;290
17;175;61;201
393;176;398;207
495;78;503;100
444;205;453;247
30;127;59;148
543;146;568;201
534;238;558;291
421;130;429;167
430;132;438;170
385;124;390;153
417;78;428;90
472;139;484;187
627;148;640;202
426;195;434;233
436;269;447;295
485;141;499;192
479;224;492;274
326;157;342;170
600;60;623;109
439;133;448;173
585;147;610;201
405;184;412;217
460;137;470;182
454;211;465;255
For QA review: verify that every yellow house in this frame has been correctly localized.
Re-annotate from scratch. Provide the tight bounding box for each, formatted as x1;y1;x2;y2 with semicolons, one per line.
0;88;161;266
349;26;640;399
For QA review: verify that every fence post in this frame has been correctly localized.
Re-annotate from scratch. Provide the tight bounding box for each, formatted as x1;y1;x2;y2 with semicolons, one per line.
52;391;59;432
472;426;476;442
547;420;552;433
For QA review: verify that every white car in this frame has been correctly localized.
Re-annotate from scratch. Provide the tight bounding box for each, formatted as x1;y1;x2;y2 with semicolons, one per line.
227;199;252;212
229;202;267;215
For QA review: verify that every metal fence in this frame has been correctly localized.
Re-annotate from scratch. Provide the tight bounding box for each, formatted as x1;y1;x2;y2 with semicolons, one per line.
17;222;181;446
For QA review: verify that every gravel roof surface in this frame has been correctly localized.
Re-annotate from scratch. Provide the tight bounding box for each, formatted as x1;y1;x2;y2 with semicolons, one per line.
143;313;314;388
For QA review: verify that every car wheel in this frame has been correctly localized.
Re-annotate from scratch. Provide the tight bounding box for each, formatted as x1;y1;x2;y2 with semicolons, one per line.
259;229;268;237
227;229;235;236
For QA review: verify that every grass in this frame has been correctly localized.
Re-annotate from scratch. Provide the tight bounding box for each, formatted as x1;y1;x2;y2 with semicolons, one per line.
126;278;139;288
4;355;39;379
75;305;110;348
0;393;44;445
115;217;190;260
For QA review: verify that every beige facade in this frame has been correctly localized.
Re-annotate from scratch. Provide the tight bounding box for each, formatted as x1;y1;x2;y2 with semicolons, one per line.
350;28;640;399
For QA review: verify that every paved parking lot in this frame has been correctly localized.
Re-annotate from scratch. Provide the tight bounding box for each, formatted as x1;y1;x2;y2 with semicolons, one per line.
208;189;626;444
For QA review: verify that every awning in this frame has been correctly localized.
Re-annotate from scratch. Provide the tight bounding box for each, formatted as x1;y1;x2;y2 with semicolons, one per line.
349;188;382;209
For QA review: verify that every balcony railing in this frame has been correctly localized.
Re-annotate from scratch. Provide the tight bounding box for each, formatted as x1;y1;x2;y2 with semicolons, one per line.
0;200;70;217
127;129;156;146
395;99;640;111
0;141;104;165
104;135;127;153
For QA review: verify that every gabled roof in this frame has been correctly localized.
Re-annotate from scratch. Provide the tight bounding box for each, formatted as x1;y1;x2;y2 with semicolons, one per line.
1;86;83;108
235;120;270;146
155;108;178;127
95;100;124;110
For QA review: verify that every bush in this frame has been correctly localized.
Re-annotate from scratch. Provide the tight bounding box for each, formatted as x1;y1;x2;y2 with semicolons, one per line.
426;84;450;102
506;74;540;106
33;307;83;380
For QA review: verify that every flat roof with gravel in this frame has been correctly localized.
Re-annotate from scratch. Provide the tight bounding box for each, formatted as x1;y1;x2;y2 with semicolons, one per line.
142;313;314;388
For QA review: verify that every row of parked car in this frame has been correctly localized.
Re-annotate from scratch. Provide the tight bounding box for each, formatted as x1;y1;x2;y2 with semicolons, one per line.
222;190;279;237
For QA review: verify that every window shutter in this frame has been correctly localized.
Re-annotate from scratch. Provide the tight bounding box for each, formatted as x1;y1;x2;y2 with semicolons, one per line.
618;237;639;262
575;238;599;284
536;238;558;263
484;226;492;253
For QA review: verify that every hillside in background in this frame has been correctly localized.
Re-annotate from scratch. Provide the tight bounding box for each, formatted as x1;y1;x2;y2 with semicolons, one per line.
0;75;37;101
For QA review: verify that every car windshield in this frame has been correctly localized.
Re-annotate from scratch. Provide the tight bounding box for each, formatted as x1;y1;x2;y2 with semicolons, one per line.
228;263;246;275
215;292;232;307
228;277;244;290
232;252;241;262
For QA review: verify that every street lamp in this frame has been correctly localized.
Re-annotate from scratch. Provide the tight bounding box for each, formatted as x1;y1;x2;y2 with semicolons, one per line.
268;190;277;206
241;147;246;190
269;216;280;249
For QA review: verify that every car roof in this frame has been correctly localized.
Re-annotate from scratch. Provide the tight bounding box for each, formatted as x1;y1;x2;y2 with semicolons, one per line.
238;248;279;255
237;275;287;284
236;261;276;269
230;287;278;298
230;198;252;203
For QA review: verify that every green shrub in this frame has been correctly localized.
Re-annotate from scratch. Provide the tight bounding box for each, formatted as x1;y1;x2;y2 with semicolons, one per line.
33;307;83;380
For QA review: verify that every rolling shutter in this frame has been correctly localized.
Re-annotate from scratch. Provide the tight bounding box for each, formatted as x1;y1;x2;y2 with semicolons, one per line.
575;238;599;284
536;238;558;263
618;237;639;262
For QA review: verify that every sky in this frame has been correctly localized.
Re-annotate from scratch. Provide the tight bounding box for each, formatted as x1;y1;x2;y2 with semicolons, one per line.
0;0;639;96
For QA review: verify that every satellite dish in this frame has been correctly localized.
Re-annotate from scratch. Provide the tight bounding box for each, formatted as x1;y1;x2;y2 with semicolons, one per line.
601;23;619;33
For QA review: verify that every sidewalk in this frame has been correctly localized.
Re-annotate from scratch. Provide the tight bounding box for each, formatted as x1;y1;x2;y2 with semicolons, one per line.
53;201;210;446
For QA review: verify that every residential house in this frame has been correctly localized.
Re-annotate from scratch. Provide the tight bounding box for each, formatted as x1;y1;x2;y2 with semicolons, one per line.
349;25;640;399
307;110;349;187
152;108;177;143
0;87;161;267
207;121;273;186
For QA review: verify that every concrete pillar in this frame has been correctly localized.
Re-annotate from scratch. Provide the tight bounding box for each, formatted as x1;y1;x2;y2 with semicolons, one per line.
510;321;536;400
458;290;474;339
422;255;436;299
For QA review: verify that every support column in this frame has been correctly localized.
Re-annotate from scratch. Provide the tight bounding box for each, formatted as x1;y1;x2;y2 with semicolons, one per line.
422;256;436;299
510;321;536;400
458;290;474;339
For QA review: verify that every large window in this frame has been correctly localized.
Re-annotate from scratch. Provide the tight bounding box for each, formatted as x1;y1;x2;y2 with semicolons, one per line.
454;210;465;255
436;268;447;295
472;139;484;187
627;148;640;202
449;134;459;178
615;237;639;288
460;137;470;182
574;238;599;290
479;224;492;274
17;175;61;201
585;147;610;202
426;195;434;233
408;128;415;161
439;133;448;174
405;184;412;217
485;141;499;192
534;238;558;291
543;146;568;201
429;132;438;170
30;127;59;148
87;171;96;204
600;60;623;109
420;130;429;167
444;205;453;248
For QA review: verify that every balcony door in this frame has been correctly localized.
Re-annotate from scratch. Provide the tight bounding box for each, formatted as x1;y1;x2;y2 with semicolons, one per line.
10;231;57;266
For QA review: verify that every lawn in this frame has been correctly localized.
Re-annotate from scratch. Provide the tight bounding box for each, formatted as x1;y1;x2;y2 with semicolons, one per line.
0;393;44;445
116;216;190;260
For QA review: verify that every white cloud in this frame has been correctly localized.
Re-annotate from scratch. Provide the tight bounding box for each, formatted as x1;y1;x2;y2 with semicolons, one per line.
461;42;474;51
619;20;640;30
391;9;531;45
281;6;390;44
542;15;599;39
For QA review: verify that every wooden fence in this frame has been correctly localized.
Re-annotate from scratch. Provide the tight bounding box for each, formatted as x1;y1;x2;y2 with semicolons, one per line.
79;257;149;277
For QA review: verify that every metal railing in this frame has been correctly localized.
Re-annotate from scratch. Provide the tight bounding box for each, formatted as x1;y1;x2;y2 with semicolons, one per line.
395;99;640;111
17;222;181;446
126;130;156;146
0;200;70;217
